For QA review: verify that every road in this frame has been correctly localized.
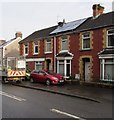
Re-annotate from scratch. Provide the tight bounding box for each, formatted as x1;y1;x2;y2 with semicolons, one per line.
1;83;113;119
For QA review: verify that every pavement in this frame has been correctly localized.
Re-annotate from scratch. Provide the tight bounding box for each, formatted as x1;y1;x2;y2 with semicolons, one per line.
11;80;113;103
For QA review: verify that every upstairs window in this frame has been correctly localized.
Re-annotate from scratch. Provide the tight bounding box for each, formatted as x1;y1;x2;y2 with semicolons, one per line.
24;44;28;55
34;41;38;54
61;37;68;51
45;39;52;53
82;32;90;50
107;29;114;47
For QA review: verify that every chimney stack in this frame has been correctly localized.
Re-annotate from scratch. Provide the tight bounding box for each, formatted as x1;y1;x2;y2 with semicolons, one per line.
0;40;6;45
15;32;22;38
58;19;65;27
92;4;104;18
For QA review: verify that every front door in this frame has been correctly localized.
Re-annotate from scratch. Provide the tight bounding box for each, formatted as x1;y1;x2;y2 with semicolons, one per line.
46;59;51;70
85;62;90;81
66;60;70;77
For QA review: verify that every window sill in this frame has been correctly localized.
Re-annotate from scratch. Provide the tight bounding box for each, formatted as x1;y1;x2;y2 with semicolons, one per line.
45;51;52;54
33;53;39;55
80;48;92;51
106;46;114;48
24;54;28;56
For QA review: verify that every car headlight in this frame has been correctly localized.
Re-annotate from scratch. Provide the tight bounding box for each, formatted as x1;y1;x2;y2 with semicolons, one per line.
52;77;59;81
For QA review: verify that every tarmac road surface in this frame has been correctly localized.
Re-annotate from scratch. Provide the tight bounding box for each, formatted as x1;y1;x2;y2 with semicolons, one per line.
1;83;113;119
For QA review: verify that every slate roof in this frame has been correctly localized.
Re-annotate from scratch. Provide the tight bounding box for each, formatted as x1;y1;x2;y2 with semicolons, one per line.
76;11;114;32
19;25;57;44
19;11;114;44
98;48;114;55
50;18;87;35
0;38;15;48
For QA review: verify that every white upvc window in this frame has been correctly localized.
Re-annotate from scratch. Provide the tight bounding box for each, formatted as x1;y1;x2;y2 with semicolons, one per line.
100;58;114;82
62;38;68;51
82;32;90;50
58;60;64;76
35;61;42;70
107;29;114;48
57;59;71;78
34;42;38;54
45;39;52;53
24;44;28;55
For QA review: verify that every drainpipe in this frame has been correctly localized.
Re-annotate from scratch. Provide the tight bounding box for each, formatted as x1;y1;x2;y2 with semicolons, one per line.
53;36;56;73
102;59;105;80
1;47;3;77
2;47;4;66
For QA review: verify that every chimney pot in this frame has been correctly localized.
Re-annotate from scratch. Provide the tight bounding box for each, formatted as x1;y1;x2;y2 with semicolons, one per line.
92;4;104;18
63;19;65;23
58;22;63;27
15;32;22;38
58;19;65;27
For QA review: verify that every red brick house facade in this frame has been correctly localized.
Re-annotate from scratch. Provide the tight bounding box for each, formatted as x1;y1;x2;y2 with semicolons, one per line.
19;4;114;82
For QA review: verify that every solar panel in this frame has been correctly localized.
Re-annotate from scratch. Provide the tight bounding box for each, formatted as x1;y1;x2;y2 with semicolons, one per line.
50;18;87;34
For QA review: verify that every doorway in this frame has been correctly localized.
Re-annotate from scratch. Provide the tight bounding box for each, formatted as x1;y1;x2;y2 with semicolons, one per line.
83;58;90;81
45;59;51;70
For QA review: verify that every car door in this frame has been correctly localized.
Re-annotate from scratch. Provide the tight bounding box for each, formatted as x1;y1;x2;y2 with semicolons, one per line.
33;70;39;82
38;71;46;82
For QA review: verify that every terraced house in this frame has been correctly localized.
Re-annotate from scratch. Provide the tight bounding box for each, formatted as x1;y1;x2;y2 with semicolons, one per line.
19;4;114;83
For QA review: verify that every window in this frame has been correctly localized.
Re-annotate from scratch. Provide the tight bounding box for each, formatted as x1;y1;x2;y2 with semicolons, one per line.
82;32;90;50
45;39;52;53
58;60;64;75
57;59;71;78
24;44;28;55
35;61;42;70
107;29;114;47
100;58;114;82
62;37;68;51
33;70;39;73
34;42;38;54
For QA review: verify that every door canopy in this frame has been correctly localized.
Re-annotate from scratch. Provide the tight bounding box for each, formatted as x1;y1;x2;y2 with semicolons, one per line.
56;51;73;60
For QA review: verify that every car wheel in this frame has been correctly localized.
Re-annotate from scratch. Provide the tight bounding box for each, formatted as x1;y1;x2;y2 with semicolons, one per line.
30;77;34;83
46;79;51;86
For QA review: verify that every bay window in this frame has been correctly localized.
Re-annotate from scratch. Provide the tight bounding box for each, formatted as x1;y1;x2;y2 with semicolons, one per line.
35;61;42;70
100;58;114;82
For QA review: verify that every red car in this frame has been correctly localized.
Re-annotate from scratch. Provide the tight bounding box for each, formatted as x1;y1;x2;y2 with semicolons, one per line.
30;70;65;85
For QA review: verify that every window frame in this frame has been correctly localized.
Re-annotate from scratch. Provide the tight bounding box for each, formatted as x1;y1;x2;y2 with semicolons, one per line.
24;44;28;55
107;29;114;48
82;32;91;50
100;58;114;82
33;42;39;55
45;39;52;54
35;61;43;70
61;37;68;51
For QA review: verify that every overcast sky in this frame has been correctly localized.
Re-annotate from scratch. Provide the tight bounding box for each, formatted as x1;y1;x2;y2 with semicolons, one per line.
0;0;113;40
